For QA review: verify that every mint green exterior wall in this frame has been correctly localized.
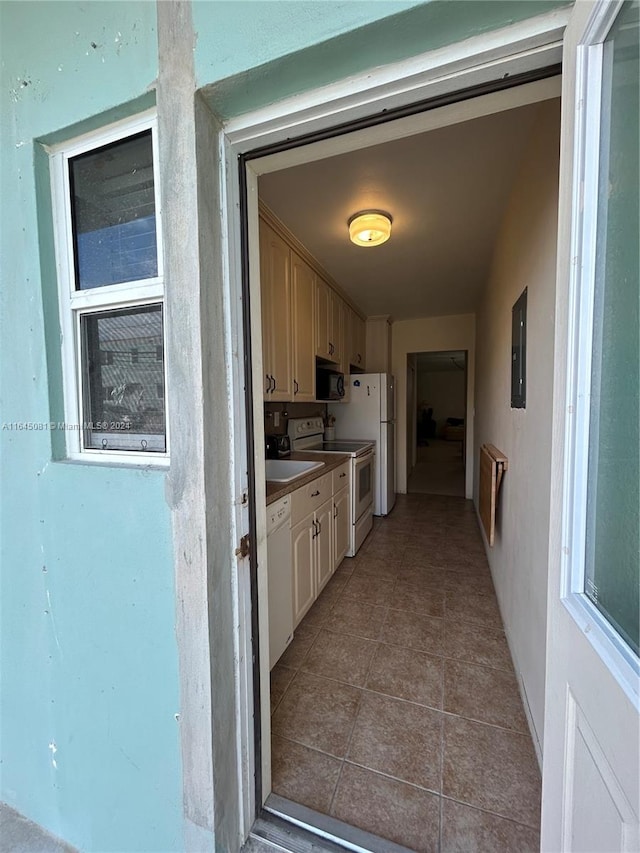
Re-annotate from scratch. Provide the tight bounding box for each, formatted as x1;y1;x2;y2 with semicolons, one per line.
0;3;182;851
193;0;570;118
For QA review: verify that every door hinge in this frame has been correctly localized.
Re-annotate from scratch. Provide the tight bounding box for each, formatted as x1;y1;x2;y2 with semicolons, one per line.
236;534;250;559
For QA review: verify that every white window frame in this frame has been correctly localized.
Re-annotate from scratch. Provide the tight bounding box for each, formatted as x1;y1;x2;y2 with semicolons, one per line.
50;110;169;466
561;0;639;699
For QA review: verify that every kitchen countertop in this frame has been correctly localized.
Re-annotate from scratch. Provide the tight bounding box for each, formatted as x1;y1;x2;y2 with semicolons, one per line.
265;451;351;505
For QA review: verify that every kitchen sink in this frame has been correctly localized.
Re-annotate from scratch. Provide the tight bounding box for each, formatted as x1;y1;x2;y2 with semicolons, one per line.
265;459;325;483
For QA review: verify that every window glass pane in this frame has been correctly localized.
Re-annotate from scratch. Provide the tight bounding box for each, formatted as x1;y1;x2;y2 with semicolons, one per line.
585;1;639;655
81;305;165;452
70;130;157;289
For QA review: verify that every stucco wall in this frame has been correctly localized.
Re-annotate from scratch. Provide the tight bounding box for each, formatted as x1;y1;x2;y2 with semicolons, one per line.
0;3;182;850
193;0;571;118
473;98;561;756
392;315;475;496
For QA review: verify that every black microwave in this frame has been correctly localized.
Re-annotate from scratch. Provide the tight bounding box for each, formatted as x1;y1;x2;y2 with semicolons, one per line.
316;368;345;401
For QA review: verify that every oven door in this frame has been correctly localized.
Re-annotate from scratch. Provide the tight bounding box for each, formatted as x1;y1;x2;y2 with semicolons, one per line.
353;451;375;522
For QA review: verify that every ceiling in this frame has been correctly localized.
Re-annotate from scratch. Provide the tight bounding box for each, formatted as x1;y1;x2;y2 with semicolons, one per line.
259;100;551;321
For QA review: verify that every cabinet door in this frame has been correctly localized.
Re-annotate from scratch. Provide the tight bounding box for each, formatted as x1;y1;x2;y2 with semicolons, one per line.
260;220;292;400
291;251;316;401
315;499;333;594
330;290;342;365
315;276;332;360
351;313;366;370
333;487;350;570
291;516;316;626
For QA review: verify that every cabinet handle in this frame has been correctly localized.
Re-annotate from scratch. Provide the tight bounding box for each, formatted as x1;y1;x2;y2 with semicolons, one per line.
271;375;276;391
329;342;334;355
333;505;338;519
317;519;322;534
311;490;320;497
357;354;361;364
294;379;299;395
312;519;319;538
339;472;346;478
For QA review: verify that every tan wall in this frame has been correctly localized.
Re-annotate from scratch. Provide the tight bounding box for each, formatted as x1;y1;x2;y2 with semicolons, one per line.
392;314;475;496
473;99;561;758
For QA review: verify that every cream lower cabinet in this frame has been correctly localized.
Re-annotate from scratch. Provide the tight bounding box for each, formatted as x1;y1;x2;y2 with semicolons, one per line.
290;465;350;626
291;498;333;626
333;486;350;570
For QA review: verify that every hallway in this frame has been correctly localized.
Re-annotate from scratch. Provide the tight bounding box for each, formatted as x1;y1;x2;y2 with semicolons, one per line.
407;442;465;497
269;494;541;852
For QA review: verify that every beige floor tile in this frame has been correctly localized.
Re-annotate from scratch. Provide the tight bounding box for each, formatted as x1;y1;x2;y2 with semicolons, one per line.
444;589;502;629
331;763;440;853
278;623;319;670
301;629;379;687
271;671;362;758
442;716;541;827
443;621;513;672
441;799;540;853
390;581;446;618
366;643;443;708
270;664;296;714
301;588;340;628
324;598;387;640
442;570;496;596
395;563;449;588
271;735;342;814
352;557;404;582
342;573;397;607
348;692;443;791
334;558;357;577
380;608;444;656
444;659;528;732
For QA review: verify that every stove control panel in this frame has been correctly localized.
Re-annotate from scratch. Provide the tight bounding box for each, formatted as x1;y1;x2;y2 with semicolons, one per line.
287;417;325;439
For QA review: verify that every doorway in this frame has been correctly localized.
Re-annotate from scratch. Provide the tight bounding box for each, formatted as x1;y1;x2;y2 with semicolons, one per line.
242;71;564;849
408;350;467;498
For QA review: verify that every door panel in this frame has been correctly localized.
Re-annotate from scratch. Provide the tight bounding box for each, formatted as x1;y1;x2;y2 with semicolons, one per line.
542;1;639;849
291;516;315;626
315;500;333;593
333;487;350;570
291;251;316;401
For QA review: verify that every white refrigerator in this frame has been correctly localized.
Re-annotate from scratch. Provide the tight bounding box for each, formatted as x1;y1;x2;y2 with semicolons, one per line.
329;373;396;516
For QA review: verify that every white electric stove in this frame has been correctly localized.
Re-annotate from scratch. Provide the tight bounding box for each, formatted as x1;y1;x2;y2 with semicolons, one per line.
287;417;375;555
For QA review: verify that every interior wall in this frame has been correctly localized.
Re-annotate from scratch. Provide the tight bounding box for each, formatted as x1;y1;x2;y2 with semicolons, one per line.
417;365;466;435
0;3;183;851
473;98;561;757
392;314;475;496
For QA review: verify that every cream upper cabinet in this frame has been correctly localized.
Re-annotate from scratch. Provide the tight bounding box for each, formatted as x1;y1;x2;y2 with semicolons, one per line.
315;276;332;361
350;309;366;370
291;250;316;401
330;289;342;365
260;221;292;400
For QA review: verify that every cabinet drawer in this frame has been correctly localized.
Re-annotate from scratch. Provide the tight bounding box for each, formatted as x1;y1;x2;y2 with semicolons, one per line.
332;461;350;494
291;472;332;526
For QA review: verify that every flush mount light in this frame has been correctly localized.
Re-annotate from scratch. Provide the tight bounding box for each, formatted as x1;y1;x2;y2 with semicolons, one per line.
348;210;392;247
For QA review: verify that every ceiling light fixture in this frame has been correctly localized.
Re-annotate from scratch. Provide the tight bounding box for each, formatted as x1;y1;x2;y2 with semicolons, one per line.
348;210;392;247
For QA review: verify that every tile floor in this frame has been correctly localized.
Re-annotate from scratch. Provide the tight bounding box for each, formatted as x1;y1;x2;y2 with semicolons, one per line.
270;494;541;853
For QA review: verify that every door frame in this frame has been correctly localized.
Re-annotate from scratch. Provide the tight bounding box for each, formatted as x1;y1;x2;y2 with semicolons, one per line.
214;7;571;841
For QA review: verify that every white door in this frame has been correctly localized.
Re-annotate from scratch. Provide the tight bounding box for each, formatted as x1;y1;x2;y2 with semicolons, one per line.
542;2;639;851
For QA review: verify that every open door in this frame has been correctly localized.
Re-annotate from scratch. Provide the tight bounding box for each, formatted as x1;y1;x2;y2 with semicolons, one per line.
543;1;639;850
